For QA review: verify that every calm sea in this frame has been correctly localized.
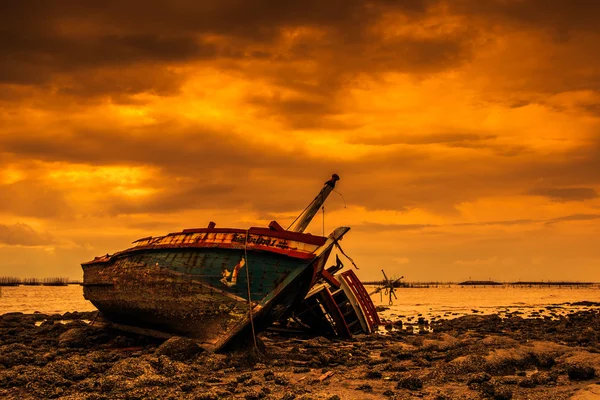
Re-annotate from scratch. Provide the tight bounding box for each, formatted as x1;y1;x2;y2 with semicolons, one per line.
0;285;96;315
1;284;599;324
370;285;600;324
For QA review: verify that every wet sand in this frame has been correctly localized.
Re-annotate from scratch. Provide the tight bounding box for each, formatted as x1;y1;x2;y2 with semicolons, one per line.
1;310;599;399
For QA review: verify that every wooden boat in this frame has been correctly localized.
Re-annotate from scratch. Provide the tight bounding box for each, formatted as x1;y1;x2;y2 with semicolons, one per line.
274;262;381;337
82;175;349;351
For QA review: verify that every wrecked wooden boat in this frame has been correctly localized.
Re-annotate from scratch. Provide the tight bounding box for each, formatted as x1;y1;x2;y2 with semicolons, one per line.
82;175;349;351
274;260;381;337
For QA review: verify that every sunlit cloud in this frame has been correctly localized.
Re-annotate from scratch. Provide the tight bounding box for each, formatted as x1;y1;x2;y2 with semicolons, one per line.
0;0;599;280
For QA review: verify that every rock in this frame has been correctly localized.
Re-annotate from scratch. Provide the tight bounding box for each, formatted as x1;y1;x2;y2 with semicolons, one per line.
365;370;382;379
244;390;261;400
193;391;219;400
396;375;423;390
355;383;373;392
493;386;513;400
275;375;289;386
567;363;596;380
467;372;491;384
150;355;191;376
154;336;202;361
263;370;275;380
62;312;75;320
133;372;171;387
47;356;93;380
518;377;537;388
261;386;271;395
58;328;89;348
531;371;558;385
108;358;155;378
480;382;496;397
0;312;24;323
396;351;412;360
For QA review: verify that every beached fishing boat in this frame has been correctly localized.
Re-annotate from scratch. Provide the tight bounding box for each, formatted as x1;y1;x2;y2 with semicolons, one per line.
82;175;349;351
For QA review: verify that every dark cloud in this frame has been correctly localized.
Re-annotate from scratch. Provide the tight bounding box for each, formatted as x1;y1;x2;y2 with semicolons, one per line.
349;133;496;146
546;214;600;225
528;187;598;202
1;0;599;108
355;222;437;232
246;94;341;129
453;219;537;227
355;218;539;233
449;0;600;37
0;0;471;102
0;223;55;246
356;214;600;233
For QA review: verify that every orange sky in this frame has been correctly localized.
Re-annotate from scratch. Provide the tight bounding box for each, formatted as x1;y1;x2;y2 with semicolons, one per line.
1;0;599;282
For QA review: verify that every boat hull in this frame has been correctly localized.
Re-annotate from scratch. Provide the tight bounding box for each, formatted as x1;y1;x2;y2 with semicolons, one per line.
83;227;349;351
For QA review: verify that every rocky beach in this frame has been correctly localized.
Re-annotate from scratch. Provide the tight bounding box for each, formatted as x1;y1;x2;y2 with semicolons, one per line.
1;307;600;400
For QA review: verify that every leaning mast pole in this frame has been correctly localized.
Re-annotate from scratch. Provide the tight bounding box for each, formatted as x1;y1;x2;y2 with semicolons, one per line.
288;174;340;233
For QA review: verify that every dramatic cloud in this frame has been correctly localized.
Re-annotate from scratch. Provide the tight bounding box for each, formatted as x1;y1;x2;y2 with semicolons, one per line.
0;0;599;280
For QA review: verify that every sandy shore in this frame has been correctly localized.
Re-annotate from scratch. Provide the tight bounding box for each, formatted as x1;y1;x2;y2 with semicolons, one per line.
1;310;599;399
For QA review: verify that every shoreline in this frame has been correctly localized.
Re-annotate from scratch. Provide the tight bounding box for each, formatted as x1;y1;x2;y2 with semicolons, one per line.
1;310;599;399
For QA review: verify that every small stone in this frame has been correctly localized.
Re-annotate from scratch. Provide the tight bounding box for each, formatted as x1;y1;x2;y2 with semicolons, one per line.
264;370;275;380
365;370;382;379
194;391;218;400
155;336;202;361
493;386;513;400
397;375;423;390
237;372;253;383
567;364;596;380
275;375;289;386
356;383;373;392
468;372;491;384
58;328;89;348
244;390;260;400
518;377;536;388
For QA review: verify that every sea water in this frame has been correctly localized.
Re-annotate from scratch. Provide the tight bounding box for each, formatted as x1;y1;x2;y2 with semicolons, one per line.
370;285;600;324
1;284;599;324
0;285;96;315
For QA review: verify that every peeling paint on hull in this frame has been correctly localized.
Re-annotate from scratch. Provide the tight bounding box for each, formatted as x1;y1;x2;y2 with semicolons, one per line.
82;227;349;351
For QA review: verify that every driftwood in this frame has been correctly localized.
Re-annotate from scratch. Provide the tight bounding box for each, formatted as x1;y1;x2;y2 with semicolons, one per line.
317;371;335;382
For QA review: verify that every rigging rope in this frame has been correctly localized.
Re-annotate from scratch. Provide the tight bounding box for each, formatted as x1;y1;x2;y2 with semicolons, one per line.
285;193;318;231
334;239;359;269
322;205;325;236
332;189;347;208
244;230;258;350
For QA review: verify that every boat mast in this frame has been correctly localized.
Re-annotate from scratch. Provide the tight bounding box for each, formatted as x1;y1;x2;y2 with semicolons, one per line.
288;174;340;233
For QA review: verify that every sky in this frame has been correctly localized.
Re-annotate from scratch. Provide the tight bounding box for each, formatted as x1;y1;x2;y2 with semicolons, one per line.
1;0;599;282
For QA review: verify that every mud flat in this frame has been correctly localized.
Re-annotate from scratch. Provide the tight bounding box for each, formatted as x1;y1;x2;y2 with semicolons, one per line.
1;310;599;399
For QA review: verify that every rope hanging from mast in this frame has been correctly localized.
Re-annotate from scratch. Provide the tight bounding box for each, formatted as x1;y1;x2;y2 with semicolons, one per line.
244;230;258;350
